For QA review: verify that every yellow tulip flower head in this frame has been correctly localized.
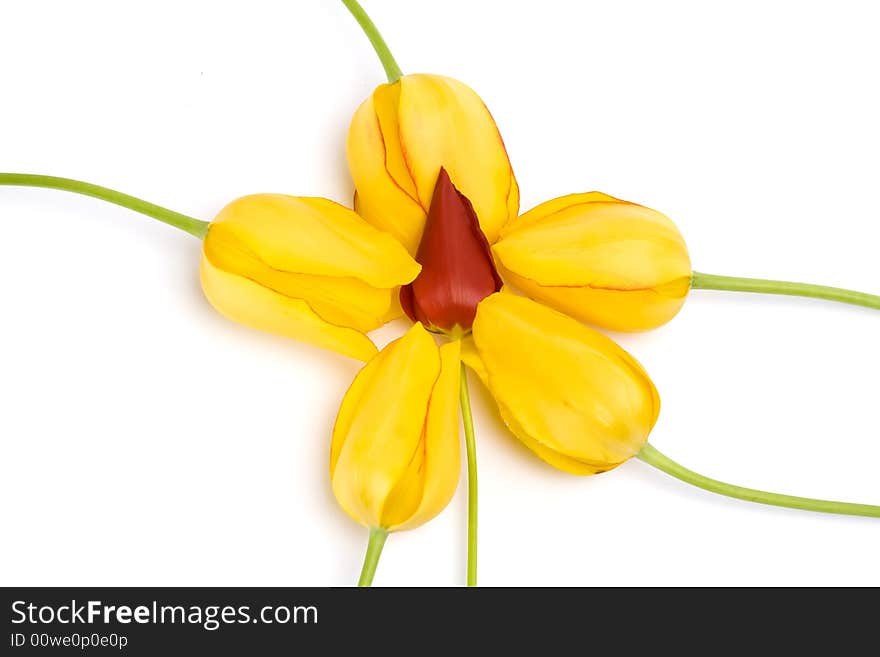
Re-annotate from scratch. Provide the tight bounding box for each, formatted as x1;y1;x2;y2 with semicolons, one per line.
494;193;692;332
462;293;660;475
330;323;461;532
200;194;420;362
347;74;519;254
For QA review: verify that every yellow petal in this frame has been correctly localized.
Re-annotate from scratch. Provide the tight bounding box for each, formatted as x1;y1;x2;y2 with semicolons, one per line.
378;435;428;530
500;192;624;237
201;194;419;357
398;75;517;245
373;83;422;205
492;194;691;331
462;337;592;472
331;324;452;529
380;288;407;324
348;89;428;252
210;194;419;287
471;293;660;475
459;336;488;386
389;340;461;532
348;74;518;253
205;225;398;334
200;256;377;362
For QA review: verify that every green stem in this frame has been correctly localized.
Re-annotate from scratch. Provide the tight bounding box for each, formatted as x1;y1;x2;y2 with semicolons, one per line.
340;0;404;83
459;363;478;587
0;173;209;239
357;527;388;587
691;271;880;311
638;443;880;518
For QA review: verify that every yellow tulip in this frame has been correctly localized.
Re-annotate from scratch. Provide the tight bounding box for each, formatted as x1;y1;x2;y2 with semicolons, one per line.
493;193;692;332
199;194;420;362
462;292;659;475
347;73;519;254
331;323;461;532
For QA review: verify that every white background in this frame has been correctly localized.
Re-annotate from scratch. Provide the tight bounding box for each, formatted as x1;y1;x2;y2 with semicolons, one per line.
2;0;879;586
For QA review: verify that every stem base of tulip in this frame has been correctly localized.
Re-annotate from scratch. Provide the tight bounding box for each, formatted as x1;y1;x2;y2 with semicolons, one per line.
0;173;210;239
638;443;880;518
357;527;388;587
459;363;478;587
691;271;880;311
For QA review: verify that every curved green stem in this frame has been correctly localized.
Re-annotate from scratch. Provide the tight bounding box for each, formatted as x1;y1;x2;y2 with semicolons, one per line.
459;362;478;587
340;0;403;83
691;271;880;311
357;527;388;587
638;443;880;518
0;173;209;239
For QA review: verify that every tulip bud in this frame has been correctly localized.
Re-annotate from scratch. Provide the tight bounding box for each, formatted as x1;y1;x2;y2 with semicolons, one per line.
463;293;659;475
399;168;503;336
200;194;420;362
347;74;519;254
330;324;461;532
493;193;692;332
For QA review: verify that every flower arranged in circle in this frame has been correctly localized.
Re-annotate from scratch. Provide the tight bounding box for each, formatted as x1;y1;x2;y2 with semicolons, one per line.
118;2;880;584
1;0;878;589
197;56;687;570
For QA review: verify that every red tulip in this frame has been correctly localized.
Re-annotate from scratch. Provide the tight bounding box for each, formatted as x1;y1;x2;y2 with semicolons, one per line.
400;168;503;335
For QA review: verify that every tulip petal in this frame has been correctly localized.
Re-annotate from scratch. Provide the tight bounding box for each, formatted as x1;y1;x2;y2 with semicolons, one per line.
493;194;691;331
388;340;461;532
500;192;624;237
205;225;400;334
398;75;518;246
462;336;596;473
378;436;427;530
372;83;423;207
348;75;519;253
211;194;420;288
200;256;378;362
331;324;455;529
459;336;488;386
471;293;660;475
348;90;429;252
